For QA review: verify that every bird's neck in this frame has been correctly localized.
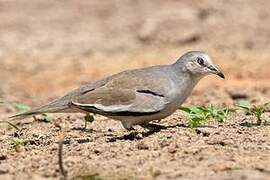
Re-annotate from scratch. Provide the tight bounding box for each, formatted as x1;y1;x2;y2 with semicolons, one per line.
171;63;203;86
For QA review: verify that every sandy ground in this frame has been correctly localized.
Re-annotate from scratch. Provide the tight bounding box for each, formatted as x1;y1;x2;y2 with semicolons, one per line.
0;0;270;180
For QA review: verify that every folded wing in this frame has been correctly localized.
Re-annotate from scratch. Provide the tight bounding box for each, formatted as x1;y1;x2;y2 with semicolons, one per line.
70;87;167;117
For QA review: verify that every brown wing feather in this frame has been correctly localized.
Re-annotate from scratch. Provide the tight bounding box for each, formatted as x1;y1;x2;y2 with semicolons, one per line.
71;87;166;116
73;87;136;106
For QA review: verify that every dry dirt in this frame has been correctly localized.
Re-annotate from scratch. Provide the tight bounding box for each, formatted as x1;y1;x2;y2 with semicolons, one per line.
0;1;270;180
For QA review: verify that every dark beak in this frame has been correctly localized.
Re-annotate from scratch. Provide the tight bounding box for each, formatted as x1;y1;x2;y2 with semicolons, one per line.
210;65;225;79
217;71;225;79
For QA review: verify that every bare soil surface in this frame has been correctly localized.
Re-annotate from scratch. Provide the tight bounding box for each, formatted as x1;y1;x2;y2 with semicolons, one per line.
0;1;270;180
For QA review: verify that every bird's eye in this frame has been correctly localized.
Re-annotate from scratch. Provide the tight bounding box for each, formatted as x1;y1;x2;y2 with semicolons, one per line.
197;57;204;65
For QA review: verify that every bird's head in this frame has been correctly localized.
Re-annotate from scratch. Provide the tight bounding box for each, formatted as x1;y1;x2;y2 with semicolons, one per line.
176;51;225;79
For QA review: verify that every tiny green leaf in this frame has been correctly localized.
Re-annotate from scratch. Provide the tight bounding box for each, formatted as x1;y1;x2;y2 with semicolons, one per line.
14;103;31;111
179;105;233;128
237;102;269;125
178;107;192;113
84;113;95;129
11;138;28;146
85;114;94;123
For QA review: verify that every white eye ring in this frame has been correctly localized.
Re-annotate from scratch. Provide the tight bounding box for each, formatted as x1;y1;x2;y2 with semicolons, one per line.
197;57;204;65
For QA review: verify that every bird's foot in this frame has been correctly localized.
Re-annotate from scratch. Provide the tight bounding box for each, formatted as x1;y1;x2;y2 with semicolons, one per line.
107;128;142;142
128;129;139;137
123;128;143;140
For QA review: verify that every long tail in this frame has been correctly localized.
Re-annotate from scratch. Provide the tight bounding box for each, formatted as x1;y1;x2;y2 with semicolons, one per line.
9;86;88;120
9;100;70;120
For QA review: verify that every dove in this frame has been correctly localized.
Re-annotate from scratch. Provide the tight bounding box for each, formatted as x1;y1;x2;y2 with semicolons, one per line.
10;51;224;130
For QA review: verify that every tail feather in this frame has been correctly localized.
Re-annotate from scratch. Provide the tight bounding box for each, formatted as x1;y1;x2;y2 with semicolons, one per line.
9;110;41;120
9;102;69;120
9;86;88;120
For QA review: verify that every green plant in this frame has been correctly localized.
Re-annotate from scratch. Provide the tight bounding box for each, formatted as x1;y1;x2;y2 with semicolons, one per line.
206;105;233;123
84;113;95;129
14;103;31;111
11;138;28;146
11;138;28;152
237;102;270;125
179;105;233;128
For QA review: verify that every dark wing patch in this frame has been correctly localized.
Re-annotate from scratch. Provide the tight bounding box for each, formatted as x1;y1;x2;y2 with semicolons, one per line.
136;89;165;97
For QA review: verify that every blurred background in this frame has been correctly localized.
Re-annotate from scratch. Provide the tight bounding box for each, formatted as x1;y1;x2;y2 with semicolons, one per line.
0;0;269;110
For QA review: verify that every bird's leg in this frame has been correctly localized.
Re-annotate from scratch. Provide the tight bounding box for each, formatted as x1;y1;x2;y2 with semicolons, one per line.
121;121;133;131
121;121;139;137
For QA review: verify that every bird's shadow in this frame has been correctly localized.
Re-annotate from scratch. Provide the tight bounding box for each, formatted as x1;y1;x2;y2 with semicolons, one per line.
71;123;216;142
240;121;270;127
106;123;188;142
71;127;97;133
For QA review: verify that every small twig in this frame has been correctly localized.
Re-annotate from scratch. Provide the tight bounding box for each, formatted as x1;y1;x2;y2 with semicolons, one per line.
0;120;21;131
84;120;88;130
58;135;67;180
